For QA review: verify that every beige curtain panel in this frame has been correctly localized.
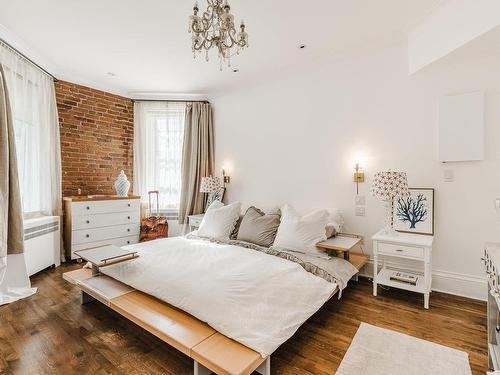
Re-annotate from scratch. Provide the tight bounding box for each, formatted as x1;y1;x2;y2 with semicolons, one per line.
0;64;24;260
178;102;215;224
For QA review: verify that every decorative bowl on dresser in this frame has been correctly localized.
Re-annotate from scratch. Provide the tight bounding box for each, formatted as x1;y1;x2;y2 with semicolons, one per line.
64;195;141;260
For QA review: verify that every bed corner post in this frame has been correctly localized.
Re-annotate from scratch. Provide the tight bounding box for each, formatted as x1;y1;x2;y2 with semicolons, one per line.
256;356;271;375
81;291;95;305
193;360;212;375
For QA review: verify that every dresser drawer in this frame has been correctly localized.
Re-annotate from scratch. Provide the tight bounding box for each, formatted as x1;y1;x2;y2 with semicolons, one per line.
72;211;140;230
72;224;139;245
71;199;140;216
378;242;424;259
71;235;139;259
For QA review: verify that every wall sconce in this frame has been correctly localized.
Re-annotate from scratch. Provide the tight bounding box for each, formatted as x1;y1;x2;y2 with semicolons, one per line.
353;162;364;194
222;168;230;185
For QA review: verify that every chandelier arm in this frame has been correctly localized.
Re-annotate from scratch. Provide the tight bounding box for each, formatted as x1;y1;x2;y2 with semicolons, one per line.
202;4;214;24
193;40;204;51
221;35;235;49
203;38;214;50
200;13;213;33
226;28;239;44
203;32;216;44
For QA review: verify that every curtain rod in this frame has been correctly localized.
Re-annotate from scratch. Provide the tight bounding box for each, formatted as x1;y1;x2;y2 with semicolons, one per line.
0;38;58;82
132;99;209;103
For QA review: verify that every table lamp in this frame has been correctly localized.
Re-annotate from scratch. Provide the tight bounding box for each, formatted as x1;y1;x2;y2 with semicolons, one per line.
200;176;221;210
371;171;409;235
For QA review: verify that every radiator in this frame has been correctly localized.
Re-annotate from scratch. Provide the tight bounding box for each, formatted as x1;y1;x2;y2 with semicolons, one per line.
24;216;60;276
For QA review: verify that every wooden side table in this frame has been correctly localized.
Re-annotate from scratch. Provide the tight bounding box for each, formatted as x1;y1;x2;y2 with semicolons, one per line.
317;234;369;281
316;233;363;261
372;230;434;309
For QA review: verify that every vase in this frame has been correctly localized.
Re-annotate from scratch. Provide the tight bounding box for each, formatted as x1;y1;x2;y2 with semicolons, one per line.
114;170;130;197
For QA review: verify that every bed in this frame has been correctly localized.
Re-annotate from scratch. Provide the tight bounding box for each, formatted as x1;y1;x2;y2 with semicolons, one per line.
100;234;358;357
64;203;368;374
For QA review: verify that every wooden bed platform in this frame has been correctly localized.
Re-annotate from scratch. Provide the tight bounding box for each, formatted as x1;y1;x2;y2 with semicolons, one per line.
63;252;368;375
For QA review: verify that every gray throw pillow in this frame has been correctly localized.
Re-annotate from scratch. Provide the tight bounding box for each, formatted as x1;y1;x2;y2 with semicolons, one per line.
236;206;281;247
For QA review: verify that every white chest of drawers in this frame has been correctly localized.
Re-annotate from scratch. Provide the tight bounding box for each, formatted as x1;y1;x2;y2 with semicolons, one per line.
64;196;141;260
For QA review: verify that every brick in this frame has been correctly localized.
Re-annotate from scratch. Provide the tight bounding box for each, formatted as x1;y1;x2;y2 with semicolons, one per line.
55;80;133;196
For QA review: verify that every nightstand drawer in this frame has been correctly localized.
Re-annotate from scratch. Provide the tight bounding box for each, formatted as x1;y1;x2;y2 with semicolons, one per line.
189;217;202;226
188;214;204;228
378;242;424;259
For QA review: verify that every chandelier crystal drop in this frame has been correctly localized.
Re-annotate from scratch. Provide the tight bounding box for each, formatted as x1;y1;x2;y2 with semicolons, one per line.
188;0;249;70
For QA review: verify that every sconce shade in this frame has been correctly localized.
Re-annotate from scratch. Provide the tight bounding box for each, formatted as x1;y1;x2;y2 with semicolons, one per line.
371;171;409;201
200;176;221;193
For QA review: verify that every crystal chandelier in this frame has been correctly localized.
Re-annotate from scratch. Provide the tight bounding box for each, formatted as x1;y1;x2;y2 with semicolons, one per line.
188;0;249;70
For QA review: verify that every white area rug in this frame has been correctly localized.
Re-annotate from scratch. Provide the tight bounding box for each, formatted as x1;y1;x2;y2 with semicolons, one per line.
336;323;472;375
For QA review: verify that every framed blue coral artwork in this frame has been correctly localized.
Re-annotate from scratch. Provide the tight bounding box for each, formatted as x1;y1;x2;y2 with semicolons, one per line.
393;188;434;236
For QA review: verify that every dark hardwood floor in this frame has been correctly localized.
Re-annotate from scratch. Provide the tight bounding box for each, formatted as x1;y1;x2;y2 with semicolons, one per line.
0;263;487;375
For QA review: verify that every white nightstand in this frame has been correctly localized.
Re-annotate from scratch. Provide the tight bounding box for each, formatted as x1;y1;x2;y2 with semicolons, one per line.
372;230;434;309
188;214;204;231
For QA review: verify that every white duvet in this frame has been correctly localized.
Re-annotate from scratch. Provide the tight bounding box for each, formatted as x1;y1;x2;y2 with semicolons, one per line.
101;236;349;356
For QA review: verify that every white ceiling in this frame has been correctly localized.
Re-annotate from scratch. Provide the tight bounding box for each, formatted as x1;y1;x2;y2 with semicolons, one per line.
0;0;443;97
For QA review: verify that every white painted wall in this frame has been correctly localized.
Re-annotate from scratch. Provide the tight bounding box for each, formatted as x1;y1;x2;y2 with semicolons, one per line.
408;0;500;74
212;41;500;300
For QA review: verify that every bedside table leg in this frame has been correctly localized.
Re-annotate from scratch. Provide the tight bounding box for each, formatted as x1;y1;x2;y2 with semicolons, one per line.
373;253;378;296
424;293;429;309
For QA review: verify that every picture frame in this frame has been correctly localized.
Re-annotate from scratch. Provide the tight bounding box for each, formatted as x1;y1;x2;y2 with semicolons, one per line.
206;187;226;208
393;187;434;236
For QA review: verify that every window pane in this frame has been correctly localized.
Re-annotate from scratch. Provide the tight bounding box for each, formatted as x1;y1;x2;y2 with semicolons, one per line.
143;106;185;212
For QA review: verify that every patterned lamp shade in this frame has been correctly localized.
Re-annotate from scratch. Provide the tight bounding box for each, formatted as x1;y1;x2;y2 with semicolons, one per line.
200;176;221;193
371;171;409;201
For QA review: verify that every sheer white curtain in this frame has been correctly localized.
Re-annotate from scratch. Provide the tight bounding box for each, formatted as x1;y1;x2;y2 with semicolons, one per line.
0;42;61;304
134;101;185;217
0;42;61;218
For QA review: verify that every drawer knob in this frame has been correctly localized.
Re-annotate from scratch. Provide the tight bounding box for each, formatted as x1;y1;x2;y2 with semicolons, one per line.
86;206;90;210
396;249;403;252
127;241;130;244
128;203;131;207
86;220;90;224
127;228;131;232
127;216;131;220
86;234;90;238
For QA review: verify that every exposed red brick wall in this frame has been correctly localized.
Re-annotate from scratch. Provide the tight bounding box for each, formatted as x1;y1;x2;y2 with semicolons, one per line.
55;81;134;196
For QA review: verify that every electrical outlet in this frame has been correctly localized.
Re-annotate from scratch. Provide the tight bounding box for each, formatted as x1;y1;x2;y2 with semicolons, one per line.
443;169;454;182
355;195;366;205
355;206;365;217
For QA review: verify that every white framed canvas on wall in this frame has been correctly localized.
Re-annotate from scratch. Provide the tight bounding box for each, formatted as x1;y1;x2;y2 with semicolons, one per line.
438;92;484;162
393;188;434;236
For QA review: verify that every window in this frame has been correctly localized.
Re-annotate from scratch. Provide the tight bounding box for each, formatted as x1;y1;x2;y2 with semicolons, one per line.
12;77;42;213
0;42;61;216
134;102;185;217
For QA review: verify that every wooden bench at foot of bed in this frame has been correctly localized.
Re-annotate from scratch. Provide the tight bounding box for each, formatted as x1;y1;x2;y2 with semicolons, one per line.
63;252;368;375
63;268;270;375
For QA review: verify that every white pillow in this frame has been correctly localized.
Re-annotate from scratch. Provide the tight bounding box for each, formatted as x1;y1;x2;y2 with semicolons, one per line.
197;201;242;239
273;204;329;253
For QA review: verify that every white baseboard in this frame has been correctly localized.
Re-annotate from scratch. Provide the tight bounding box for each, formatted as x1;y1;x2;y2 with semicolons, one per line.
358;259;487;301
